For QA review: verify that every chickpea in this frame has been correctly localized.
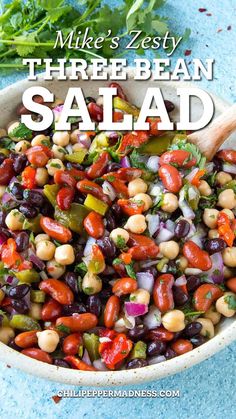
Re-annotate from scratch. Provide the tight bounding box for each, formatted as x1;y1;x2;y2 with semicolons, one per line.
204;305;221;325
35;167;49;187
5;209;25;231
197;318;214;339
198;180;212;196
162;310;185;332
36;240;56;261
222;247;236;267
0;128;7;138
7;121;21;141
218;189;236;209
46;259;66;279
0;186;6;199
31;134;50;147
110;228;130;246
29;303;42;320
0;289;5;304
161;193;179;213
0;326;15;344
208;229;219;239
221;209;235;220
134;193;152;211
37;330;60;353
216;171;232;186
70;129;80;144
46;159;65;176
54;244;75;265
216;292;236;317
72;143;87;152
223;266;234;279
124;214;147;234
14;140;30;153
52;131;70;147
159;241;180;260
96;97;104;107
130;288;150;305
128;178;148;197
82;272;102;295
203;208;219;229
177;256;188;270
35;234;50;245
52;144;66;160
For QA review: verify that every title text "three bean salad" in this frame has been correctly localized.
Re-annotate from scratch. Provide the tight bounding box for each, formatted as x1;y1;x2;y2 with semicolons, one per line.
0;83;235;372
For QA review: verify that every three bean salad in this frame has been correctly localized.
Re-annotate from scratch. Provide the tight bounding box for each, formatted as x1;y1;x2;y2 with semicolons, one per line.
0;83;236;372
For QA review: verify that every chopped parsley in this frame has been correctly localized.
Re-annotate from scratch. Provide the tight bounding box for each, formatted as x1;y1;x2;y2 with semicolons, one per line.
205;291;213;299
0;137;15;150
125;263;136;279
50;163;61;168
169;139;206;169
74;262;87;273
116;235;127;249
56;324;71;334
9;123;32;140
224;294;236;310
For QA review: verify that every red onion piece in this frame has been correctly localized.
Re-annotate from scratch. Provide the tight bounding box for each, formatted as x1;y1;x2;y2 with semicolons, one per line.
202;252;224;284
148;355;166;365
93;359;108;371
78;133;91;149
29;251;45;271
1;192;13;204
185;167;199;182
175;275;187;286
121;156;131;168
102;180;116;201
143;305;161;329
124;302;148;317
146;214;160;237
82;349;92;365
155;228;174;244
0;232;8;245
222;163;236;175
136;272;154;293
147;156;160;172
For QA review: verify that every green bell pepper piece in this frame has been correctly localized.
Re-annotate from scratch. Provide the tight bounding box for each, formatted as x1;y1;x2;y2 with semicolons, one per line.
15;269;40;284
172;133;188;144
113;97;139;117
54;203;89;234
30;290;46;303
157;258;169;272
139;133;175;155
89;132;109;154
130;341;147;360
0;310;9;326
84;194;108;216
43;184;60;207
65;150;87;164
83;333;100;361
10;314;41;331
23;214;41;233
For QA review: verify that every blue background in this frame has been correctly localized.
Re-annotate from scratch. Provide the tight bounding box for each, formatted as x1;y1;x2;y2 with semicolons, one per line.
0;1;235;418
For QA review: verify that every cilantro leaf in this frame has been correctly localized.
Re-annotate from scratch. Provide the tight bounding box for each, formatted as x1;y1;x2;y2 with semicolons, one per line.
9;123;32;140
224;295;236;310
169;139;206;169
125;263;136;279
0;137;15;150
129;149;148;170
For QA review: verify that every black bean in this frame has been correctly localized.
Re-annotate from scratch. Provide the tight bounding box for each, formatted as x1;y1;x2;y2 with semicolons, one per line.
147;341;166;356
204;238;226;255
97;237;116;260
186;276;201;293
9;152;18;160
13;154;27;174
85;97;96;105
9;284;30;299
98;287;112;300
106;162;121;172
86;295;102;317
11;299;29;314
15;232;29;252
19;203;38;219
142;266;158;277
54;359;71;368
73;243;84;263
108;132;120;145
174;219;190;238
9;182;23;200
128;325;148;342
164;100;175;113
62;303;87;316
105;212;116;232
212;157;222;172
64;272;78;294
0;153;5;164
190;334;207;347
40;201;54;217
23;189;44;207
165;348;177;360
0;211;7;227
173;286;189;306
74;192;85;205
184;322;202;338
66;162;84;171
8;338;21;352
126;358;148;369
111;203;122;220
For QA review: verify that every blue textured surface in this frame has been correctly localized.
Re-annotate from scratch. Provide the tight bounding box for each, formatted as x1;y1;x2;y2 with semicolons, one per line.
0;1;236;418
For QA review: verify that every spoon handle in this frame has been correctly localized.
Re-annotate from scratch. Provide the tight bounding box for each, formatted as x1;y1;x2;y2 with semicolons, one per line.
187;104;236;160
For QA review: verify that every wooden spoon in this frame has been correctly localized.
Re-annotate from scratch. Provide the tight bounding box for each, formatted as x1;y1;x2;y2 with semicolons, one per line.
187;104;236;160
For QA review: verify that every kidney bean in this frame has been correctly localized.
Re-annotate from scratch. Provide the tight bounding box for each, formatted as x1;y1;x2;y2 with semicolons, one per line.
86;295;102;317
128;245;159;261
83;211;104;239
165;347;177;359
153;274;174;313
23;189;44;207
56;187;75;211
112;277;138;296
183;241;212;271
12;299;29;314
0;158;15;185
160;150;196;168
104;295;120;328
117;199;144;216
173;286;189;306
204;238;226;255
147;341;166;356
62;303;87;316
77;179;111;205
147;327;174;342
186;276;201;293
16;95;45;115
64;272;78;294
56;313;98;332
217;149;236;164
19;203;38;219
174;219;190;238
128;324;148;342
64;355;97;371
9;284;30;299
26;145;52;167
158;164;182;193
109;82;127;101
13;154;27;174
87;102;103;122
54;359;70;368
62;333;83;355
15;331;38;349
190;334;207;347
97;237;118;261
226;278;236;293
41;298;62;321
171;339;193;355
39;279;74;305
40;216;72;243
87;152;111;179
127;358;148;369
184;321;202;338
128;233;156;248
21;348;53;364
15;232;29;252
193;284;223;312
54;170;77;188
115;168;143;182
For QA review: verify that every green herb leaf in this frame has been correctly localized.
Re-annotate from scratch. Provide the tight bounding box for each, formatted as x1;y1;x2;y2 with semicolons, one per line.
9;123;32;140
125;263;136;279
224;294;236;310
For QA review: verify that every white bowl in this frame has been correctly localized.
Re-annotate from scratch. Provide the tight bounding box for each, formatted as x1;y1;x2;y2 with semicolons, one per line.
0;68;235;386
